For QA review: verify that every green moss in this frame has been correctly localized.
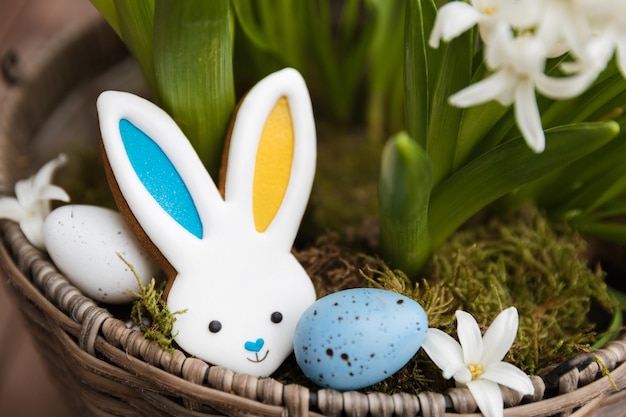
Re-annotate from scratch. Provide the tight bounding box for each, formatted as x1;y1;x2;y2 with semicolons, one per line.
429;205;616;374
365;204;618;393
365;267;458;330
120;255;187;353
365;267;459;393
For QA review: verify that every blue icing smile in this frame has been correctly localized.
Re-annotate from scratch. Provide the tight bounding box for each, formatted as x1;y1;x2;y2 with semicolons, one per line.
293;288;428;391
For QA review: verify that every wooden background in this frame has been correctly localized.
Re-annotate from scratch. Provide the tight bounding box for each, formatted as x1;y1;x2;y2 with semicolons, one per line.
0;1;96;415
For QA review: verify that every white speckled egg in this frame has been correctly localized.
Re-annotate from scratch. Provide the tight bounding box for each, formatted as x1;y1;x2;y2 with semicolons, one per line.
294;288;427;391
43;204;159;304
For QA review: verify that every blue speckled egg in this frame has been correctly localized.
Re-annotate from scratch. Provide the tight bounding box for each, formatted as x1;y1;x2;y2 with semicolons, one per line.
293;288;428;391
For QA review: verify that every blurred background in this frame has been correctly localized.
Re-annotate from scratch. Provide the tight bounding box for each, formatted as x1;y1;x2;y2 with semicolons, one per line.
0;1;95;415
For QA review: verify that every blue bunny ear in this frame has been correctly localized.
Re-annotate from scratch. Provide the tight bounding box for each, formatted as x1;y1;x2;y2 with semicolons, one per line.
118;118;203;238
97;91;223;269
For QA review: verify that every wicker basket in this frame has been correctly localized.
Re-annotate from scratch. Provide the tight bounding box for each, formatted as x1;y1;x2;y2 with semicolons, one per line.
1;15;626;417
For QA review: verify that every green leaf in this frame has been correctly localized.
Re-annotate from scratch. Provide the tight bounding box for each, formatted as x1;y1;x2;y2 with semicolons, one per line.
404;0;440;149
590;288;623;350
404;0;473;185
576;222;626;244
305;0;373;121
232;0;312;79
542;70;626;129
364;0;405;138
260;0;306;70
379;132;432;278
554;156;626;219
454;89;510;168
89;0;121;37
231;0;274;50
587;198;626;220
428;122;620;248
114;0;156;94
153;0;235;179
513;132;626;216
233;1;372;122
425;28;473;185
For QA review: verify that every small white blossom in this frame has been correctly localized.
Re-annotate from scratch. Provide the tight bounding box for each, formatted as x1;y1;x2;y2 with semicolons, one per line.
448;25;599;153
578;2;626;78
429;0;625;153
0;154;70;249
535;0;593;58
422;307;534;417
429;0;540;48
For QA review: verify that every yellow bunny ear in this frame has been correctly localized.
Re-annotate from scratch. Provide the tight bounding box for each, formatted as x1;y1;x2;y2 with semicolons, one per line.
253;96;294;232
222;68;315;248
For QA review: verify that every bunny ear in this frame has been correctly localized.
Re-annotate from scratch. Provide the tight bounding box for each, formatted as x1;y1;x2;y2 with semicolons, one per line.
223;68;316;250
97;91;223;268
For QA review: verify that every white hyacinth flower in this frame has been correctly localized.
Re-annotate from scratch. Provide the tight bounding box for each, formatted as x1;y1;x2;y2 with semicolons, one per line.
577;2;626;78
0;154;70;249
535;0;594;58
428;0;540;48
449;26;599;153
422;307;534;417
428;0;620;153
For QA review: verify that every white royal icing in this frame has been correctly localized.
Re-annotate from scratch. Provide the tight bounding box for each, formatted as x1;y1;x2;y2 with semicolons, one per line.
97;68;317;376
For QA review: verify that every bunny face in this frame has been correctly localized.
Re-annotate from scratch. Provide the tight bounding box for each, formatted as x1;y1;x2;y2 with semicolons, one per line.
168;243;313;376
97;68;317;377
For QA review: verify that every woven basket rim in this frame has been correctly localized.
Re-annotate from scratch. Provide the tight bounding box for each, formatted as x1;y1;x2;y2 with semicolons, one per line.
4;219;626;416
0;14;625;417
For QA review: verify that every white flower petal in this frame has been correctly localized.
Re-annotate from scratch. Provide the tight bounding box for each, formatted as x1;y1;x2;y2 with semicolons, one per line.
534;70;599;101
456;310;483;365
561;16;591;58
513;35;548;76
536;1;590;57
453;366;473;386
481;307;518;363
4;154;69;249
422;328;466;379
32;153;67;191
19;216;45;250
492;79;518;107
535;7;562;53
484;23;514;69
514;80;545;153
0;198;27;221
501;0;542;30
467;379;504;417
429;2;482;48
38;184;71;203
449;70;513;108
34;199;52;220
614;36;626;79
482;361;535;395
584;32;615;70
14;178;35;207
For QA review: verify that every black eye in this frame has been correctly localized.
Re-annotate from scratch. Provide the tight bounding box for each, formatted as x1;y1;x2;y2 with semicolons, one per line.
271;312;283;324
208;320;222;333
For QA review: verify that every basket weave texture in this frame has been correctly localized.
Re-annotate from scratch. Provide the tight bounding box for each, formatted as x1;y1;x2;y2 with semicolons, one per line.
1;16;626;417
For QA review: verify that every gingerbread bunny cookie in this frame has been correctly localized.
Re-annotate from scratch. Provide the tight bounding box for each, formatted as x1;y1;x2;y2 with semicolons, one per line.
97;68;317;377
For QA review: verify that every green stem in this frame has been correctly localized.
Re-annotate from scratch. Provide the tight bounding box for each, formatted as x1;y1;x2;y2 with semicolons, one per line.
379;132;432;278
